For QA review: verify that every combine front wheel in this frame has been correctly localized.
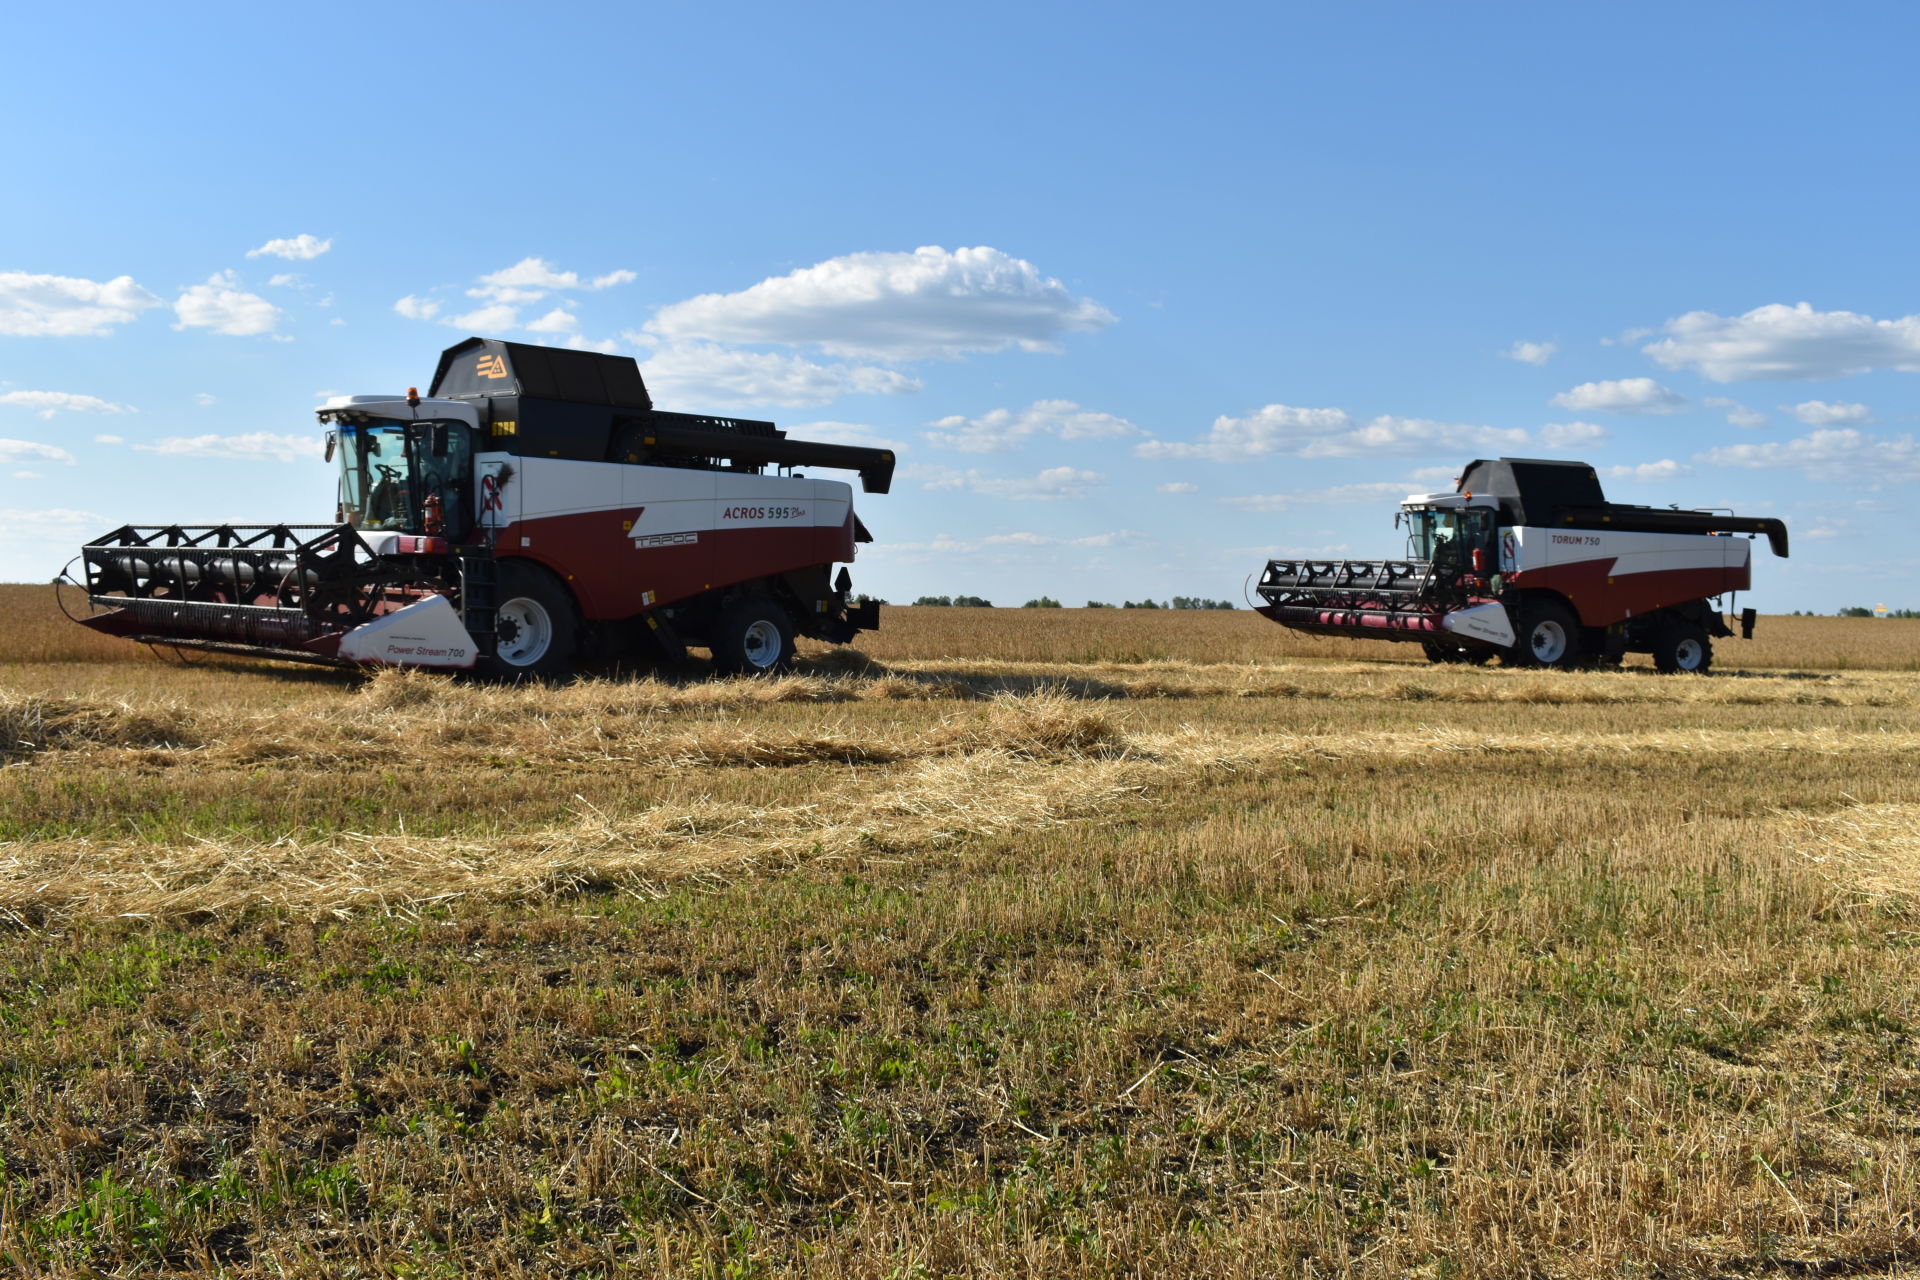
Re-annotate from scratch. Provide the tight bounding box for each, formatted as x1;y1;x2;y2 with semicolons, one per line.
1652;624;1712;675
1505;600;1583;669
712;595;796;676
481;561;578;679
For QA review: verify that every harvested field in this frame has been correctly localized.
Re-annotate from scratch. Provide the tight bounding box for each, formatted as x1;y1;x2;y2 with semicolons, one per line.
3;583;1919;1277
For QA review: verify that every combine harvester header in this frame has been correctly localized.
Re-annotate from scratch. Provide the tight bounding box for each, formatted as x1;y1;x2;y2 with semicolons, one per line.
1253;458;1787;673
71;338;894;677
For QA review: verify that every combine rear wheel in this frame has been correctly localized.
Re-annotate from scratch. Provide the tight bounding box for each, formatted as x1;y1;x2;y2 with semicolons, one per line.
1652;624;1712;674
1504;600;1583;669
480;560;578;679
711;595;796;676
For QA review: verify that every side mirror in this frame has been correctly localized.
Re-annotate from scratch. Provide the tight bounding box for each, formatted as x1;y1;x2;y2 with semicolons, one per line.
431;423;453;458
324;430;337;463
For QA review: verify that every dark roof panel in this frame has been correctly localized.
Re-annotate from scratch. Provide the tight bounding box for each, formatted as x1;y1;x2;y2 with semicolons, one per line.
430;337;652;411
1457;457;1606;524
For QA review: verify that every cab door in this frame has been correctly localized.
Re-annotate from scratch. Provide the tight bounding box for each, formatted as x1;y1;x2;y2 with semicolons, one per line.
475;451;517;533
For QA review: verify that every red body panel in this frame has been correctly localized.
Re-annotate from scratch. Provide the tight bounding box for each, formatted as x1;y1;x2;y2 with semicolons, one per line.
495;509;858;620
1513;560;1749;628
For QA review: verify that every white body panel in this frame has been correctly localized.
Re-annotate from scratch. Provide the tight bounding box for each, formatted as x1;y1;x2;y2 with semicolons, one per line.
1498;525;1749;578
493;453;855;537
336;594;478;669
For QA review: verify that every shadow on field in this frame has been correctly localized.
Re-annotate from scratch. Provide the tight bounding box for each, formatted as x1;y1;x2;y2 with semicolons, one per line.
137;647;364;688
105;639;1858;701
567;650;1134;701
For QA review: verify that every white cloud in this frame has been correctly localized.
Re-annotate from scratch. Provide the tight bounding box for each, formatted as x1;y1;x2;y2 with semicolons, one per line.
1788;399;1873;427
1217;479;1447;512
563;335;620;354
469;286;546;306
193;392;217;407
637;342;920;408
402;258;640;330
878;528;1143;557
13;471;41;480
446;303;519;333
133;432;313;463
1136;404;1527;461
393;294;440;321
173;272;281;337
1227;541;1351;559
1021;465;1105;499
782;420;907;451
0;271;162;337
1699;428;1920;484
1551;377;1688;415
93;434;124;444
0;390;131;419
644;245;1115;360
1157;481;1199;494
1604;459;1690;483
1070;529;1148;548
907;462;1104;500
1703;397;1767;428
1539;421;1610;447
525;307;580;334
247;234;332;261
0;438;77;465
1502;340;1557;366
923;399;1142;453
1;507;106;529
1642;302;1920;382
267;273;302;288
477;257;579;293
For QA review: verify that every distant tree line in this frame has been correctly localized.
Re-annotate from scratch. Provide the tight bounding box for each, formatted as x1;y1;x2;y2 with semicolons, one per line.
1095;598;1236;610
912;595;993;607
1830;607;1919;618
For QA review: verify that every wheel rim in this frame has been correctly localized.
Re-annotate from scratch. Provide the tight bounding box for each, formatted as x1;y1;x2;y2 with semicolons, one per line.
496;596;553;667
1529;620;1568;664
740;618;783;670
1673;637;1704;670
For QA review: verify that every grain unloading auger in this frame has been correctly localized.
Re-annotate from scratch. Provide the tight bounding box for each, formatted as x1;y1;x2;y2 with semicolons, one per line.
1253;458;1788;673
71;338;894;677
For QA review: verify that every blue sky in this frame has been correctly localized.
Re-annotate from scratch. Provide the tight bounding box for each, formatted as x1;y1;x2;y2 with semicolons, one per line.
5;2;1918;611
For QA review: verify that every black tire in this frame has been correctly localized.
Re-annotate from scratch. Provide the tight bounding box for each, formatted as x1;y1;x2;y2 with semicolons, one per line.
1423;641;1492;666
1652;623;1712;675
711;595;796;676
1503;599;1583;669
479;560;578;679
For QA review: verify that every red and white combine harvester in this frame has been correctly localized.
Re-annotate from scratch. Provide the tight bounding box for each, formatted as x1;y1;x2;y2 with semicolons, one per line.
71;338;893;676
1253;458;1788;673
